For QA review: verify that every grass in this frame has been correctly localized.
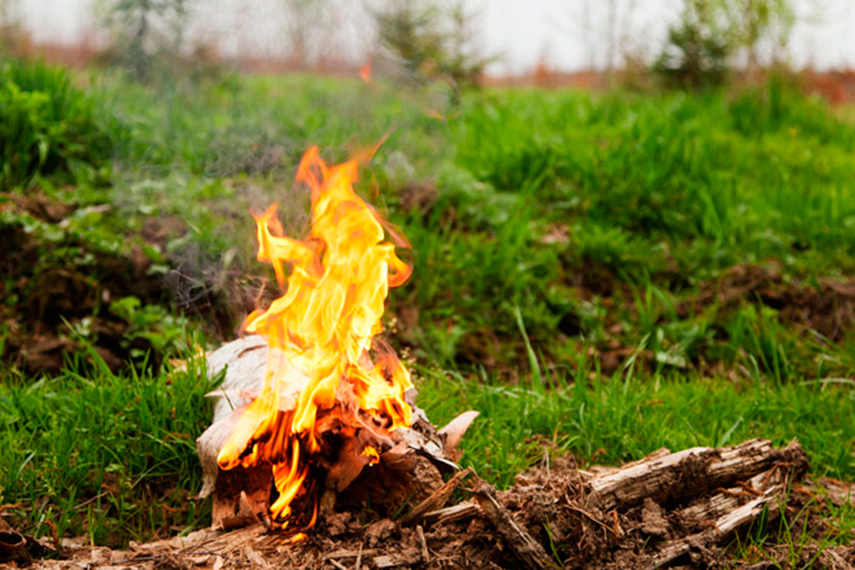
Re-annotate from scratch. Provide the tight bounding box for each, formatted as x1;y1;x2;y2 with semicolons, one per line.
0;351;217;547
418;367;855;489
1;59;854;551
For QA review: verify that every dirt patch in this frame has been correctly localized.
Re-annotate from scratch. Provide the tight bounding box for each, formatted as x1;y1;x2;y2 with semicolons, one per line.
0;194;173;374
679;263;855;341
13;440;852;570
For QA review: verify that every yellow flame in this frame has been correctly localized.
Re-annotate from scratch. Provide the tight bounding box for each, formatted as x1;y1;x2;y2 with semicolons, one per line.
217;146;414;526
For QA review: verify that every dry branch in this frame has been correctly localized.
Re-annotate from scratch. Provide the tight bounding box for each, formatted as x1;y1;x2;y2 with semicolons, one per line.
588;438;806;511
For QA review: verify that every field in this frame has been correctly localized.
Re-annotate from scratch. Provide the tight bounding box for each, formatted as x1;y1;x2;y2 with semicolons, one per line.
1;60;854;566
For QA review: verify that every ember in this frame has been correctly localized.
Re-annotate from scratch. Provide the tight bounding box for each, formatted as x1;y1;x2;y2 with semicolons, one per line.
215;146;416;529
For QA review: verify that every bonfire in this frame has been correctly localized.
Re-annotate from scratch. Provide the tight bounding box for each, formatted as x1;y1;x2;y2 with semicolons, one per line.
195;146;475;535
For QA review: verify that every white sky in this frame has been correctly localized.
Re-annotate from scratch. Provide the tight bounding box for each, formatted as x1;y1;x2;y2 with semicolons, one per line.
13;0;855;72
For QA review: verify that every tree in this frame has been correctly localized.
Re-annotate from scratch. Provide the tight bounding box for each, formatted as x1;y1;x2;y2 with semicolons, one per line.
654;0;795;89
0;0;21;55
100;0;191;81
373;0;492;92
722;0;794;69
653;0;730;90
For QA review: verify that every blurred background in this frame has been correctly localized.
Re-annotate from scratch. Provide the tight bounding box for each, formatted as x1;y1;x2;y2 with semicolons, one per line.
8;1;855;76
1;0;854;554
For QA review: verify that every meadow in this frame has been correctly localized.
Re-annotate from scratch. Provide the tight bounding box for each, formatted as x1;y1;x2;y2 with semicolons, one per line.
1;59;853;563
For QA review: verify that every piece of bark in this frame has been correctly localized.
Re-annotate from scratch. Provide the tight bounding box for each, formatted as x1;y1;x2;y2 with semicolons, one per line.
472;478;553;570
0;531;30;564
401;467;473;524
589;439;806;511
422;500;481;525
437;411;480;461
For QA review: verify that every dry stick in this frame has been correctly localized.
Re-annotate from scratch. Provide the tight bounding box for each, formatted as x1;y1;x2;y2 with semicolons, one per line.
471;477;554;570
353;541;363;570
401;467;473;524
423;500;481;525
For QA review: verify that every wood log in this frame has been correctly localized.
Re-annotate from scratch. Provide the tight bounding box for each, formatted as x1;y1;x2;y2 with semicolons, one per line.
649;484;787;569
588;438;807;511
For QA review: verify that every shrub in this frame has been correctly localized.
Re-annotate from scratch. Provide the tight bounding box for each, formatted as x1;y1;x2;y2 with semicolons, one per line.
653;5;730;90
374;0;493;93
0;59;111;190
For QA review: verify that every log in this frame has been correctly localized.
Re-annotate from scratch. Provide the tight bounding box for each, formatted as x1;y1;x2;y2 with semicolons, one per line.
588;438;807;511
649;486;787;569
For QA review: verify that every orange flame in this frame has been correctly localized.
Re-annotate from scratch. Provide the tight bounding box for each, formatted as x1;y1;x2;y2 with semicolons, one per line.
359;62;371;83
217;146;413;525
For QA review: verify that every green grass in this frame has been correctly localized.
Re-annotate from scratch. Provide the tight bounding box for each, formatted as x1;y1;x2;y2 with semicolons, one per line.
2;354;852;546
1;60;855;551
0;352;217;547
417;368;855;489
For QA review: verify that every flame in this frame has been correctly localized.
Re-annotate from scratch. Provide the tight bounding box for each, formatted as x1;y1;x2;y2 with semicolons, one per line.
217;146;414;526
362;445;380;465
359;62;371;83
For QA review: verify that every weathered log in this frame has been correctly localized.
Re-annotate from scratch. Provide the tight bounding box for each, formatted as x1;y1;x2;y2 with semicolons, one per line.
588;438;806;512
646;444;809;568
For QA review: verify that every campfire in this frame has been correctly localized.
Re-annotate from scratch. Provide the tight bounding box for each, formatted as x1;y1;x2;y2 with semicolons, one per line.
196;146;474;534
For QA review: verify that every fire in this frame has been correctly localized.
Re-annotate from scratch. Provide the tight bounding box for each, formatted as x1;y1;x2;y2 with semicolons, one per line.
217;146;414;526
359;62;371;83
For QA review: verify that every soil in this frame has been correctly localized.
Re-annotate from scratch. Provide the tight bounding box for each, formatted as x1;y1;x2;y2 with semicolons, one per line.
678;263;855;342
0;191;173;373
6;441;852;570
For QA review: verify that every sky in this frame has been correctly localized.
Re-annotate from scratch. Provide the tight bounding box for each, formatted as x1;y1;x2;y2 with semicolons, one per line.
13;0;855;73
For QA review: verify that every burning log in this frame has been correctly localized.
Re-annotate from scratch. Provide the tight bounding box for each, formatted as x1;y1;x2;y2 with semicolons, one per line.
197;336;479;530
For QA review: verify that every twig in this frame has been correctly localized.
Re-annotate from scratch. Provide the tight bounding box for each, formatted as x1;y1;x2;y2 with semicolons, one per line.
416;525;429;563
71;492;110;511
353;541;363;570
401;467;472;524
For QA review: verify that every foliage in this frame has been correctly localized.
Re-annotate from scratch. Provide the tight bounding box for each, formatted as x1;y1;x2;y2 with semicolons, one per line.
0;357;216;546
654;0;795;90
0;59;111;190
98;0;191;82
374;0;492;92
652;4;730;90
720;0;794;68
